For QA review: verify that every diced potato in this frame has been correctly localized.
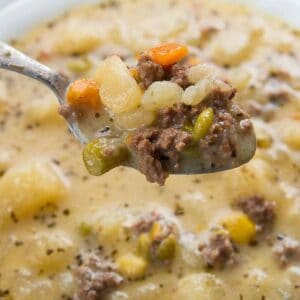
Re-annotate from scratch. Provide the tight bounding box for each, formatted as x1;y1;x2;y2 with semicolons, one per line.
177;274;226;300
98;214;126;246
25;95;64;124
0;161;68;225
227;68;252;91
182;78;229;106
117;254;148;279
187;64;217;84
95;56;142;113
53;26;100;55
27;230;75;273
141;81;183;111
208;28;262;66
221;212;256;244
283;121;300;150
226;158;283;202
113;108;156;130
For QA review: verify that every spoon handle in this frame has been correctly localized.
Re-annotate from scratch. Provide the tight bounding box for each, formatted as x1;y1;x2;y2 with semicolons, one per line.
0;40;69;104
0;41;88;143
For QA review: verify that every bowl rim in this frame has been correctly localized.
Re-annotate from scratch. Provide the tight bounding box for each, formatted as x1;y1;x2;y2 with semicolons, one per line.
0;0;299;41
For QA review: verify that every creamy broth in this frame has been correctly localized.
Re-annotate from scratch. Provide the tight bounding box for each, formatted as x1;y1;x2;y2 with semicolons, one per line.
0;0;300;299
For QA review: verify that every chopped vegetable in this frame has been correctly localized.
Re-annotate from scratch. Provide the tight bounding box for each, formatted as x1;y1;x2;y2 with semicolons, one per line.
94;55;142;113
141;81;183;111
257;131;273;149
149;222;163;241
117;254;148;279
147;43;189;67
192;107;214;141
82;139;129;176
137;233;151;260
156;234;177;260
79;222;92;236
67;78;101;109
221;212;256;244
67;57;92;74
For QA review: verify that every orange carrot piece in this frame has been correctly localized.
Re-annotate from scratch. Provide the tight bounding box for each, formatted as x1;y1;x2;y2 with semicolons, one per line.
67;78;101;109
148;43;189;67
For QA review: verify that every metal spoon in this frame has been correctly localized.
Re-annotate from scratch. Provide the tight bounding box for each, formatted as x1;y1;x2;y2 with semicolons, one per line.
0;40;88;143
0;41;256;176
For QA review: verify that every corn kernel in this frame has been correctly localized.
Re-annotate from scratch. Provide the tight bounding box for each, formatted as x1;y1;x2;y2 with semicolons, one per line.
150;222;163;240
221;212;256;244
117;254;148;279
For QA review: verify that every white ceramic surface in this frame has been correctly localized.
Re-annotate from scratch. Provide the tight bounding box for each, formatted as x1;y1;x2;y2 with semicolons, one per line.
0;0;299;41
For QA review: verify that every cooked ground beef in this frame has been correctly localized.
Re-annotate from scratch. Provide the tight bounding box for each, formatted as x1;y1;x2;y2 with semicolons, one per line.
74;255;123;300
237;196;276;232
130;211;162;235
137;54;165;89
130;81;252;184
273;236;300;267
198;110;238;169
130;127;192;185
169;63;191;89
199;233;239;269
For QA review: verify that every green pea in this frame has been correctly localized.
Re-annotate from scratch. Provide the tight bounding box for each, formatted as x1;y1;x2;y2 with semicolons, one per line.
155;234;177;261
192;107;214;141
82;138;129;176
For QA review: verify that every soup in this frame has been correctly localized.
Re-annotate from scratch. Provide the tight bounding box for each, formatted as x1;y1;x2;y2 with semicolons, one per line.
0;0;300;299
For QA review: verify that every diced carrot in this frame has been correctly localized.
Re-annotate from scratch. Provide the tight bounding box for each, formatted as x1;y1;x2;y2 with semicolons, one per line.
148;43;189;67
67;78;101;110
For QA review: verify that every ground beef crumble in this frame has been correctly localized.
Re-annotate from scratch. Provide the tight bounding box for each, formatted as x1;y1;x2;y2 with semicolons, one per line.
129;211;162;235
74;254;123;300
130;81;251;184
137;54;165;89
237;196;276;232
137;55;191;89
130;127;192;185
273;235;300;267
199;232;239;269
169;63;191;89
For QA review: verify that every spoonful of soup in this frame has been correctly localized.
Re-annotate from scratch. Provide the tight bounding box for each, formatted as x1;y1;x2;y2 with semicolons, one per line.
0;41;256;185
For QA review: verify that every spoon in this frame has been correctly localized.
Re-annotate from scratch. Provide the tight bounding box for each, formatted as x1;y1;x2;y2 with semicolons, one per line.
0;41;256;177
0;40;88;144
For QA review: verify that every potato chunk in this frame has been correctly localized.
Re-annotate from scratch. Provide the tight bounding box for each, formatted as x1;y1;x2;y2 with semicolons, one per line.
0;162;68;225
141;81;183;111
208;28;262;66
53;23;100;55
113;108;156;130
25;95;64;124
177;273;226;300
95;56;142;113
27;230;75;273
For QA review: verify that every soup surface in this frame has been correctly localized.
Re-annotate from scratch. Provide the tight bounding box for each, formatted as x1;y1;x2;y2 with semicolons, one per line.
0;0;300;299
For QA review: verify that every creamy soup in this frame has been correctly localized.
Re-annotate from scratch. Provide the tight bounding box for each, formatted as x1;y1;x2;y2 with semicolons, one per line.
0;0;300;299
